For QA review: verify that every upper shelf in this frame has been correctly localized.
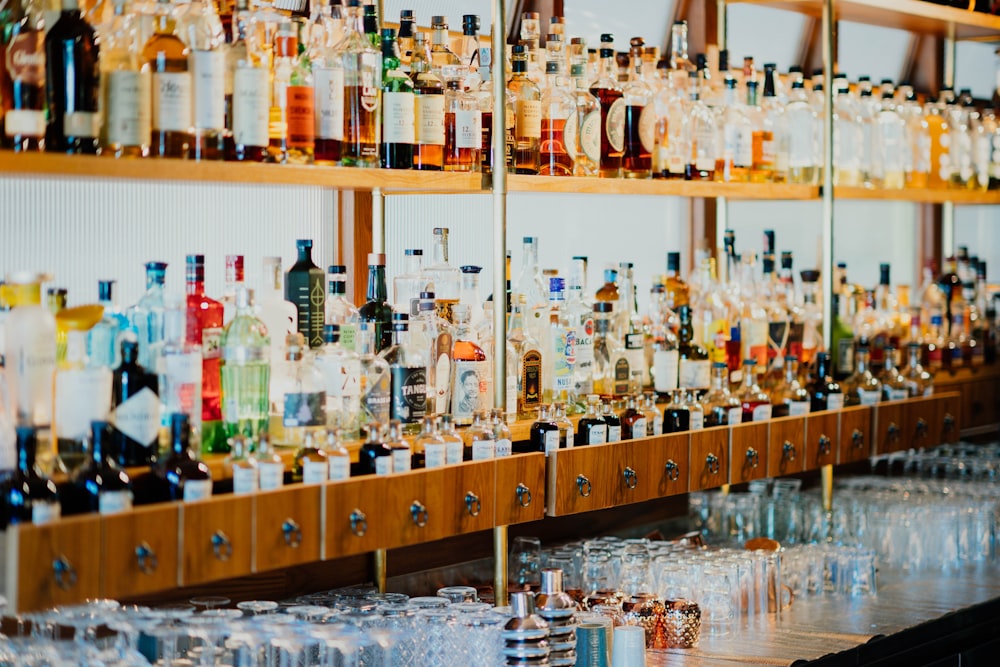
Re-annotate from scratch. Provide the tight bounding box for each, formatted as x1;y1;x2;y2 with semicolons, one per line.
834;186;1000;204
729;0;1000;41
507;174;820;200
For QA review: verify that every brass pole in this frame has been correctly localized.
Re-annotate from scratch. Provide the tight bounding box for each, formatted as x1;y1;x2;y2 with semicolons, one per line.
821;464;834;512
371;187;385;254
494;525;509;606
373;548;387;593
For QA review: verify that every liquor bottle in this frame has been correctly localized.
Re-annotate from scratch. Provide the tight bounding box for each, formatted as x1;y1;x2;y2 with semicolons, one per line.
785;80;817;184
428;15;461;82
53;330;112;471
185;254;225;453
618;263;649;387
361;3;379;46
220;254;245;325
416;415;446;469
457;14;480;81
879;347;909;402
526;403;559;455
901;341;934;397
621;39;652;179
358;323;391;428
856;79;878;186
735;359;772;422
662;389;689;434
227;434;257;494
314;324;361;440
458;266;485;331
287;23;315;164
444;79;481;171
397;9;415;69
293;429;327;484
270;332;325;446
393;250;425;316
437;413;464;464
255;256;298;368
926;94;952;189
701;362;742;427
652;73;686;180
589;46;623;178
843;343;882;407
143;0;192;158
360;252;394;352
832;79;862;186
619;395;645;440
592;302;628;396
111;339;160;466
515;236;548;332
641;391;661;436
99;0;150;157
771;356;810;418
716;77;752;182
339;0;380;167
72;421;132;514
2;273;57;436
664;252;689;310
415;292;453;415
684;390;705;431
88;280;130;369
687;71;716;180
44;0;100;154
464;410;495;461
677;304;710;391
476;46;496;173
566;259;594;397
129;261;167;370
550;401;573;448
381;313;427;435
509;296;542;419
268;20;295;162
542;278;575;405
489;408;511;458
3;0;46;152
228;0;268;161
897;85;930;188
324;429;350;481
286;239;325;350
809;352;844;412
745;80;776;183
410;31;444;170
576;394;607;445
308;9;342;164
507;44;541;174
449;305;486;426
0;427;60;527
385;419;411;473
220;287;268;439
539;61;574;176
324;264;359;350
159;295;203;438
423;228;461;322
177;0;225;160
380;28;414;169
356;424;391;476
566;62;599;176
601;400;621;442
157;413;212;502
876;89;906;189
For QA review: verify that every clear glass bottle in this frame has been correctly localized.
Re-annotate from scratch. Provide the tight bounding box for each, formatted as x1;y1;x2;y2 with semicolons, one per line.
685;390;705;431
876;89;905;189
444;79;481;171
515;236;548;330
746;80;776;182
449;305;486;426
255;257;298;369
833;79;863;186
176;0;225;159
879;347;909;402
901;341;934;397
553;401;575;448
458;266;486;332
160;295;204;439
385;419;411;473
508;44;541;174
416;415;446;469
526;403;560;454
770;356;810;418
437;414;464;465
227;434;257;494
54;331;112;471
143;0;192;158
687;71;716;180
509;295;543;420
701;361;742;427
602;399;622;442
100;0;151;158
653;76;687;180
129;261;168;370
358;323;391;428
271;332;326;446
323;429;351;481
466;410;495;461
539;61;574;176
254;432;284;491
843;343;882;407
157;413;212;502
621;38;653;178
0;426;60;526
785;80;817;184
592;302;628;397
566;259;594;398
185;254;225;452
414;292;453;416
314;324;361;440
492;408;512;457
736;359;772;422
311;6;344;164
543;277;575;405
227;0;270;162
111;339;160;467
89;280;130;370
381;313;427;435
567;62;600;177
337;0;380;167
410;31;445;170
715;76;752;182
324;264;360;351
424;227;462;322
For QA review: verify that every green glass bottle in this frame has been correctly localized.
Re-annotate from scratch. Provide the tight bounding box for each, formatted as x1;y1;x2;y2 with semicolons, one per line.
380;28;414;169
220;286;271;439
286;239;326;349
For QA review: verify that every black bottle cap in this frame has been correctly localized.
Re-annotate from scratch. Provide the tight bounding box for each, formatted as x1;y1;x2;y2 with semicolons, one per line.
296;239;313;250
404;249;423;256
400;9;413;19
599;47;614;58
546;61;558;74
667;252;680;273
120;339;139;363
463;14;479;31
323;324;339;344
800;269;820;283
593;302;613;313
186;254;205;265
392;312;409;321
364;5;377;16
781;252;793;270
696;53;707;69
879;263;891;285
858;75;870;82
812;67;823;76
724;76;736;89
791;80;805;89
764;62;776;70
98;279;115;302
512;44;526;54
419;291;435;300
747;80;758;89
600;33;614;43
145;261;168;271
718;49;729;71
789;65;803;74
328;265;347;274
764;229;775;253
460;265;482;273
381;27;395;39
170;413;190;442
762;256;775;275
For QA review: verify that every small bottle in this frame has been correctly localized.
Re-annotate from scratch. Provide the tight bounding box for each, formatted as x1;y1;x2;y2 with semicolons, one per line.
294;429;328;484
385;420;411;473
466;410;495;461
111;339;161;467
450;304;487;425
220;288;268;440
843;343;882;407
603;400;622;442
358;324;391;427
527;404;560;454
701;361;742;427
416;416;446;469
879;347;909;402
576;394;607;445
227;434;257;494
360;253;394;353
324;429;351;481
771;355;810;418
809;352;844;412
382;313;427;435
663;389;690;434
685;390;705;431
553;402;575;449
254;433;284;491
737;359;772;422
357;424;392;476
901;342;934;397
157;413;212;502
621;395;647;440
271;332;327;446
491;408;512;457
438;414;465;465
286;239;326;350
0;427;60;527
444;79;481;171
642;391;661;436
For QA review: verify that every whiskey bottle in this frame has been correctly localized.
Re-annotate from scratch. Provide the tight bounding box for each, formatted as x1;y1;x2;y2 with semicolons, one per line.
324;265;360;351
590;46;624;177
476;46;496;173
293;429;327;484
449;304;485;426
576;394;607;445
3;0;47;152
410;32;445;170
457;14;481;85
566;62;600;177
144;0;192;158
386;419;411;473
157;413;212;502
509;44;541;174
53;331;112;470
227;0;268;161
111;339;160;466
220;287;268;440
382;313;427;435
843;343;882;407
339;0;380;167
358;323;391;427
621;38;653;178
539;61;574;176
0;427;60;527
285;22;315;164
314;324;361;439
677;304;710;391
360;252;394;352
746;80;776;183
809;352;844;412
736;359;772;422
311;13;344;164
701;361;742;427
356;424;392;476
286;239;326;350
416;415;446;469
380;28;414;169
770;356;810;418
444;79;481;171
160;295;204;438
271;332;326;446
45;0;100;154
100;0;151;158
641;391;661;436
177;0;226;160
652;75;687;179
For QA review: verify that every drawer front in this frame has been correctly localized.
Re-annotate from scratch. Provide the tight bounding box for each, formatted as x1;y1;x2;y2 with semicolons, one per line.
609;438;657;507
181;495;254;586
730;422;769;484
440;461;496;536
101;505;180;599
382;469;440;548
805;412;839;469
255;485;323;572
644;433;690;498
546;444;615;516
326;476;389;558
768;417;805;477
496;454;545;525
873;402;907;455
937;392;961;445
690;427;729;492
840;406;872;463
8;515;102;612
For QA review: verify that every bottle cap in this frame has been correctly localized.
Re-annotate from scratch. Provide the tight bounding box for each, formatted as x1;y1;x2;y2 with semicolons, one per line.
381;27;395;39
545;61;558;73
512;44;526;54
781;251;793;270
145;261;168;272
600;33;614;43
98;279;115;302
879;263;891;285
570;63;585;76
404;249;423;256
328;265;347;274
460;265;482;274
323;324;340;344
419;291;435;300
368;253;386;266
667;252;680;272
296;239;313;250
593;301;613;313
400;9;413;19
800;269;820;283
186;254;205;265
599;47;614;58
392;312;409;321
431;15;446;26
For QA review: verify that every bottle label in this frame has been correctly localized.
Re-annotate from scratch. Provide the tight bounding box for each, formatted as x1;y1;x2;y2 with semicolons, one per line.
521;349;542;410
607;425;622;442
392;448;412;472
191;50;225;130
887;388;908;402
472;438;495;461
606;97;625;151
496;437;512;457
613;357;631;395
425;443;446;468
690;411;704;431
232;465;258;494
283;392;326;427
544;430;559;454
451;359;487;423
163;352;202;418
858;389;881;407
152;71;193;132
55;367;112;441
653;349;679;392
788;401;810;417
183;479;213;502
112;387;160;447
638;105;656;153
727;406;744;425
564;109;601;162
455;109;481;148
286;85;316;148
445;440;463;465
554;328;575;392
678;359;710;390
258;461;284;490
7;30;44;85
201;327;223;360
415;94;446;145
382;91;416;144
99;490;134;515
106;70;152;147
515;99;542;139
31;501;60;525
695;125;716;172
506;374;517;418
389;366;427;424
324;358;361;398
62;109;98;138
233;66;270;147
629;418;647;439
651;413;663;435
314;65;345;140
752;404;773;422
826;393;845;411
328;455;350;481
302;459;328;484
4;109;45;137
588;423;607;444
565;429;574;448
836;338;855;376
375;455;392;476
339;324;358;352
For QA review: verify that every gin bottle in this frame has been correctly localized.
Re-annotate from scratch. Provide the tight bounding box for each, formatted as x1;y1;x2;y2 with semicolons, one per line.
270;332;326;446
158;295;203;438
324;265;360;351
286;239;325;350
53;330;112;471
128;261;168;370
89;280;130;369
185;254;225;453
220;287;268;439
72;421;132;515
0;427;60;527
381;313;427;435
314;324;361;440
358;323;391;428
111;340;160;466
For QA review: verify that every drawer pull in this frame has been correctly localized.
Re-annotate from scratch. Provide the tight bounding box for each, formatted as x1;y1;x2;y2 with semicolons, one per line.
664;460;681;482
465;492;482;517
211;531;233;562
915;418;928;438
135;542;158;575
515;483;532;508
887;422;900;440
705;453;720;475
943;413;955;432
623;467;638;489
817;435;832;456
410;501;429;527
782;441;797;462
576;475;592;498
282;519;303;548
852;429;865;449
745;447;759;469
349;509;368;537
52;556;78;590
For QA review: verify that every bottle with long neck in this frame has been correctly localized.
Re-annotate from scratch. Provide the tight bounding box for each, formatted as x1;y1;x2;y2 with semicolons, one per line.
3;0;47;153
324;264;359;350
590;46;624;177
72;421;132;515
543;278;575;405
0;427;60;527
509;44;541;174
157;413;212;502
394;250;426;316
227;0;269;162
45;0;100;154
129;261;168;370
338;0;380;166
677;304;710;391
381;313;427;435
160;296;203;438
622;38;652;178
566;259;594;397
381;28;414;169
100;0;151;158
111;340;160;466
358;323;391;428
143;0;192;158
220;287;268;439
359;252;394;352
286;239;325;350
54;330;112;471
515;236;547;324
410;30;445;170
176;0;225;159
310;2;343;164
687;71;716;180
185;254;224;452
423;227;461;321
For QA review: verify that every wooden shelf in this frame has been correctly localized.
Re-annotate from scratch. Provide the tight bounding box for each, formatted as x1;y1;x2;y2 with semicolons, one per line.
833;186;1000;205
729;0;1000;41
0;152;484;194
507;174;820;200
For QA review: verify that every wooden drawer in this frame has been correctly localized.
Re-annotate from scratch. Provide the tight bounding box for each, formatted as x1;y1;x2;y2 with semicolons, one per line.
937;391;961;445
873;402;907;455
254;485;323;573
546;443;615;516
805;412;839;469
101;504;179;600
438;460;495;537
690;426;729;492
643;433;690;498
839;406;872;463
902;396;937;452
383;468;443;548
496;454;545;525
325;476;389;559
4;515;102;612
730;422;768;484
608;438;657;507
181;495;253;586
768;416;805;477
966;379;996;430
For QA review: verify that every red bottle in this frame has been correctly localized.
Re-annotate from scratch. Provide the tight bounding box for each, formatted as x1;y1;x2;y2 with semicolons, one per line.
185;255;226;453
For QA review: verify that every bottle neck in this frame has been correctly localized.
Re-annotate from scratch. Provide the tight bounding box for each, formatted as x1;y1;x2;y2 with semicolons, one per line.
146;270;166;291
367;265;387;302
784;361;799;383
433;235;450;265
854;351;870;375
710;367;728;391
16;431;36;474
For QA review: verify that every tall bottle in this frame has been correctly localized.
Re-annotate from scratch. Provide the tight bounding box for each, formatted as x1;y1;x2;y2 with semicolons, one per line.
286;239;325;350
157;413;212;502
53;330;112;470
621;38;653;178
111;339;160;466
339;0;380;167
509;44;541;174
394;249;427;315
785;80;817;184
359;252;394;353
88;279;130;369
2;0;47;152
409;31;444;170
2;273;57;436
415;292;453;415
309;5;343;164
592;302;629;396
44;0;100;154
566;62;599;177
358;323;391;428
715;76;752;182
381;313;426;435
271;332;326;445
509;295;543;419
677;304;710;391
227;0;268;161
542;277;575;405
143;0;191;158
809;352;844;412
314;324;361;439
177;0;225;159
0;427;60;527
590;45;624;177
72;421;132;514
423;227;461;322
185;254;224;452
687;71;716;180
380;28;414;169
255;256;298;368
99;0;150;157
832;79;862;186
220;287;269;439
129;261;167;370
449;305;487;426
158;296;203;438
539;61;573;176
566;259;594;397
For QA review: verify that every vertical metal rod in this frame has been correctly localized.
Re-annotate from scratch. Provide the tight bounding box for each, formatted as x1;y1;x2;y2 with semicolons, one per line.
373;548;387;593
492;0;509;609
820;0;835;350
715;197;728;282
716;0;727;51
372;187;385;254
821;464;834;512
941;25;957;260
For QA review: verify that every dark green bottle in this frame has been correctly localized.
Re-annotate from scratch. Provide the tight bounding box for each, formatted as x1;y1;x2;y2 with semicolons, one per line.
285;239;326;349
380;28;415;169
